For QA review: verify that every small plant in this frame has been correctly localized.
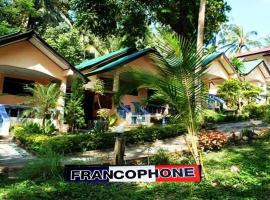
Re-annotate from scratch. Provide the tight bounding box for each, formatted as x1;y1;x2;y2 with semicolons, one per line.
21;122;43;134
199;131;228;151
241;128;256;141
19;149;63;180
150;149;171;164
42;119;56;135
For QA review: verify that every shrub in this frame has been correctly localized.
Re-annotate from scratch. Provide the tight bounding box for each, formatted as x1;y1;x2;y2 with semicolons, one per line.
22;122;43;134
150;149;171;164
199;131;229;151
13;124;186;155
202;109;225;123
264;107;270;123
242;103;268;119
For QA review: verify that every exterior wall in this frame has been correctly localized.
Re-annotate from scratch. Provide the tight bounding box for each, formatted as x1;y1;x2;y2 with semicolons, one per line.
204;60;230;80
0;41;69;106
0;41;66;81
122;88;148;112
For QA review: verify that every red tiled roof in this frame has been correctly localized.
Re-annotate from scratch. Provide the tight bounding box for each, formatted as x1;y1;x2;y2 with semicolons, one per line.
235;47;270;58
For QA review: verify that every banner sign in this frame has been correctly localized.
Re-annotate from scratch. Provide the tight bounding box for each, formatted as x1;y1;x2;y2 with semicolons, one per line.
64;165;201;182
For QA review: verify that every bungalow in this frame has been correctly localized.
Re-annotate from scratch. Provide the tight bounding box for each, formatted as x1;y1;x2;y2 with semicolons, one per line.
77;47;160;125
235;48;270;104
77;49;237;125
0;30;84;136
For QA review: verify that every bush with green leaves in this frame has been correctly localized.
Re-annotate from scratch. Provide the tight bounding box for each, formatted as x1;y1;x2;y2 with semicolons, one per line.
65;76;86;131
202;109;225;123
13;124;186;155
150;149;171;165
242;103;269;119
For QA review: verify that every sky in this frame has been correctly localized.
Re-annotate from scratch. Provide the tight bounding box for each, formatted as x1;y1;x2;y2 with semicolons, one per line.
226;0;270;37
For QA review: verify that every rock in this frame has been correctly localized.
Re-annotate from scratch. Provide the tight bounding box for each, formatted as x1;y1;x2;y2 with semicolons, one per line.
242;136;249;141
230;165;240;173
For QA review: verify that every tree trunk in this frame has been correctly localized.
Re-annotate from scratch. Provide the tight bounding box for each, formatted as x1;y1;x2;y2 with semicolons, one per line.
113;135;126;165
196;0;207;50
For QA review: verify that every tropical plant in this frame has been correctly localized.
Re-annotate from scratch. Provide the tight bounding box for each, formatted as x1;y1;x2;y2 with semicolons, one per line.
217;24;262;53
125;31;207;165
23;83;62;126
90;79;105;109
230;57;244;73
217;79;261;114
65;76;85;131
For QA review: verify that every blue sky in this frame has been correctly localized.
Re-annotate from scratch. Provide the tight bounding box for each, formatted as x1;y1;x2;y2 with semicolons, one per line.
226;0;270;37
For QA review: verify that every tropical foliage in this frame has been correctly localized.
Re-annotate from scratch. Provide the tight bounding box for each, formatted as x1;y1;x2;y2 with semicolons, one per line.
216;24;262;53
217;79;261;113
125;31;207;164
23;83;62;126
43;25;85;65
65;76;85;131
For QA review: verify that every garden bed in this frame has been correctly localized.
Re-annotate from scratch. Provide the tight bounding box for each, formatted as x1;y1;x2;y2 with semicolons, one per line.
12;124;186;155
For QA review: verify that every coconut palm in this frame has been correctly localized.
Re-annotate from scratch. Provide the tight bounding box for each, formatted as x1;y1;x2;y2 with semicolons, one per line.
263;35;270;47
23;83;62;126
196;0;207;50
217;24;262;53
125;31;207;165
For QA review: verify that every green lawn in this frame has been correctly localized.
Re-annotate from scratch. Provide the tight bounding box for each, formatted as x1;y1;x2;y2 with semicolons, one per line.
1;134;270;200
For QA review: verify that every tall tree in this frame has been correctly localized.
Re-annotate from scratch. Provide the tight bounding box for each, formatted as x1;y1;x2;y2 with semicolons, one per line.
71;0;230;47
217;24;262;53
197;0;207;49
0;0;38;36
43;24;85;65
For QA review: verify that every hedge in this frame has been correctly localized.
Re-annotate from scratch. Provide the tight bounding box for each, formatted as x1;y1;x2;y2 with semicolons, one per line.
13;124;186;155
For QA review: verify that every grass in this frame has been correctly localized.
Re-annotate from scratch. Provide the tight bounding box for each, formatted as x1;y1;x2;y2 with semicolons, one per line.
1;134;270;200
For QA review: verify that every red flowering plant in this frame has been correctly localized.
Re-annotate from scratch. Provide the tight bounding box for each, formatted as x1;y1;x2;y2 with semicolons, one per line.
199;131;229;151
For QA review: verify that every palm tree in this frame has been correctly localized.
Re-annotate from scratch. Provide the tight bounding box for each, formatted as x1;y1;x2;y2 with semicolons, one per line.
197;0;207;50
263;35;270;47
126;31;207;165
23;83;62;126
217;24;262;53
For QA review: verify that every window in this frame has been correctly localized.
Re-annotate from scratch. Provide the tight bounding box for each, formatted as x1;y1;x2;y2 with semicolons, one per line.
100;78;113;91
126;89;138;96
3;77;34;96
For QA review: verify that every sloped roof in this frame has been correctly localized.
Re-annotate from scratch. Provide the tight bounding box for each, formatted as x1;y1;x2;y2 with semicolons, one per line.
239;59;263;75
202;51;223;66
0;30;86;80
76;47;136;71
84;48;155;76
235;47;270;58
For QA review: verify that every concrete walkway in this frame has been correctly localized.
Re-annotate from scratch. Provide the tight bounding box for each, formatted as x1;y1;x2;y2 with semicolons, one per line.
66;120;268;164
214;120;267;134
0;139;34;168
0;120;268;167
66;135;188;164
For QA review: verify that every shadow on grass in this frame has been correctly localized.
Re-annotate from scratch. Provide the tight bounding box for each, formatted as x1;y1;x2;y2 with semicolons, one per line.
1;135;270;200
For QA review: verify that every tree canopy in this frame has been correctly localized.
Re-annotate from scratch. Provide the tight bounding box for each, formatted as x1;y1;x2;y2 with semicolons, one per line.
1;0;231;63
71;0;231;47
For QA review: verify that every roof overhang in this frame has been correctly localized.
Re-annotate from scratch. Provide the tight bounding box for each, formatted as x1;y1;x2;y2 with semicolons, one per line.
0;30;87;82
84;48;155;77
